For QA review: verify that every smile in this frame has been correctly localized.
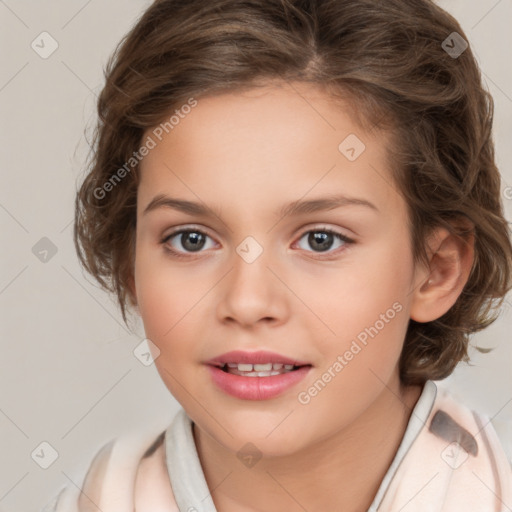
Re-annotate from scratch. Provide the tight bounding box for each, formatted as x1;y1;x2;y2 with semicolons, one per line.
207;364;312;400
215;362;304;377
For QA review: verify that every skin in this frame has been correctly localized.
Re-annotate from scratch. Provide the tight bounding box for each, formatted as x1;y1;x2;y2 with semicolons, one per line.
130;81;474;511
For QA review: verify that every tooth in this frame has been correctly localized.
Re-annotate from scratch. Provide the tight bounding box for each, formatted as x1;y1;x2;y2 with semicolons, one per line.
237;363;253;371
227;363;238;368
272;363;283;370
254;363;272;371
284;364;294;370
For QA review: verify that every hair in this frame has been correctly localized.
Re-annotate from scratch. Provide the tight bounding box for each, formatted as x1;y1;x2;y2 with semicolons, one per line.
74;0;512;385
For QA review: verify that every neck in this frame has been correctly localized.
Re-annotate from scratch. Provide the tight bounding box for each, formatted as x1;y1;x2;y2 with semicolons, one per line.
194;375;423;512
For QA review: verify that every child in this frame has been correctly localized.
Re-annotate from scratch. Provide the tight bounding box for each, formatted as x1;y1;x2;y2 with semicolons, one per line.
45;0;512;510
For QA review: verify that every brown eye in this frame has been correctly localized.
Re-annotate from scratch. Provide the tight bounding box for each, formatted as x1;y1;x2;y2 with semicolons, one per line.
175;231;207;252
295;228;354;254
162;228;215;256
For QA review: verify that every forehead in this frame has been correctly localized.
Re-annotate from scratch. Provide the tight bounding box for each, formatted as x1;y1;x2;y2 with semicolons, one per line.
137;82;403;222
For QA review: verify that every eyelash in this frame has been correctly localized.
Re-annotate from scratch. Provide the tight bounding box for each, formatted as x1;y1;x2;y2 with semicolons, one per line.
160;225;355;260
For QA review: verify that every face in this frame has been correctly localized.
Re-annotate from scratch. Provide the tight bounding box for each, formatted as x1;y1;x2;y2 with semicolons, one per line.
133;82;422;457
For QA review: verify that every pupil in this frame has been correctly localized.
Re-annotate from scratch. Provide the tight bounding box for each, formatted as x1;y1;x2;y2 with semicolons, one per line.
309;232;333;252
182;232;205;252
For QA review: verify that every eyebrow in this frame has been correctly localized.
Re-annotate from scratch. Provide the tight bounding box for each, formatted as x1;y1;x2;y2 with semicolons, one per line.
142;193;379;219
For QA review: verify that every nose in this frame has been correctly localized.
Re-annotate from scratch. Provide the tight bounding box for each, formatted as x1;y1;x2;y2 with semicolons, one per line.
216;241;289;329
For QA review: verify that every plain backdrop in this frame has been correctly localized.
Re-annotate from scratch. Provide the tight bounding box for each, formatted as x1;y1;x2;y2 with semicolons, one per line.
0;1;511;510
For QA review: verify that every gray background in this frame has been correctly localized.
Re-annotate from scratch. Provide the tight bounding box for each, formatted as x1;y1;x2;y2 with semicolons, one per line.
0;1;511;510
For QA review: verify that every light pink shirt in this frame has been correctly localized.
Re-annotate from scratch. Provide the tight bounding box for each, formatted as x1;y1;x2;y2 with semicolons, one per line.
43;380;512;511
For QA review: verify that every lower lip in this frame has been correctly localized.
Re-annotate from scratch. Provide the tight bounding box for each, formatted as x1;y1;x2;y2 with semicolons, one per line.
206;365;312;400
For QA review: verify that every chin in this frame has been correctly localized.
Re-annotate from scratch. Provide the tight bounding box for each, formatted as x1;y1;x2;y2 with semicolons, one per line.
203;409;314;457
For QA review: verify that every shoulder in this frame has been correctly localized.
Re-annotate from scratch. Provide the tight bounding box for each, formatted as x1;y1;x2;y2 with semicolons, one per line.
43;425;179;512
134;431;179;510
41;438;115;512
431;382;512;468
376;381;512;510
426;382;512;499
490;415;512;467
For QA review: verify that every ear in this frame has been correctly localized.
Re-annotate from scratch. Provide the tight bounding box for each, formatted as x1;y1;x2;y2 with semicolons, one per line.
410;219;475;323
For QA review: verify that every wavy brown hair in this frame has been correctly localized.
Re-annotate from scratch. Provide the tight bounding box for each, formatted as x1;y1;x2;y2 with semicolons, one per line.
74;0;512;385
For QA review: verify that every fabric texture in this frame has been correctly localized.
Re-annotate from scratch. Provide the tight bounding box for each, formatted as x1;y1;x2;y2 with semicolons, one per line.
42;380;512;512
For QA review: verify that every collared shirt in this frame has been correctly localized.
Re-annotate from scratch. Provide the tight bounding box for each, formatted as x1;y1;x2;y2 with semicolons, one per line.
43;380;512;511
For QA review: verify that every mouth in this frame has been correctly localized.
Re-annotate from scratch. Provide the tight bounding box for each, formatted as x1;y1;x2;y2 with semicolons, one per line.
205;350;313;400
211;362;311;377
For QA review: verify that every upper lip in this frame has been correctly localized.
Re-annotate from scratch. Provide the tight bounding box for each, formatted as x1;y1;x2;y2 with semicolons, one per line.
205;350;311;367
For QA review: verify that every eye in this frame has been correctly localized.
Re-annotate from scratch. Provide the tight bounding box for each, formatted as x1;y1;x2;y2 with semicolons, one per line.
160;225;355;260
161;227;216;258
294;227;354;256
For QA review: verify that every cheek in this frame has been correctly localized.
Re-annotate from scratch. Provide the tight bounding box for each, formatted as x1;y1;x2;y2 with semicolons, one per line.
298;278;411;428
133;246;216;393
313;238;414;370
134;246;186;343
134;254;200;399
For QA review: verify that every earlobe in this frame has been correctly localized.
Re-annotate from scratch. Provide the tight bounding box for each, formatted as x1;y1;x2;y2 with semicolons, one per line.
410;223;474;323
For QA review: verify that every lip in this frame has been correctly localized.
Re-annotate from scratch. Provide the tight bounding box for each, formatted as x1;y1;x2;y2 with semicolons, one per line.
205;350;312;400
205;349;311;367
206;365;311;400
